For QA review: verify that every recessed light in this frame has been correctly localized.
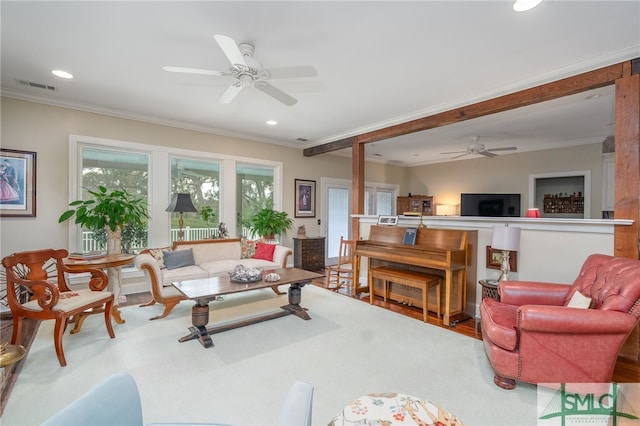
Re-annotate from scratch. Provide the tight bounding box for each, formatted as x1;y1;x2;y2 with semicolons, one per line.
266;120;277;126
513;0;542;12
51;69;73;79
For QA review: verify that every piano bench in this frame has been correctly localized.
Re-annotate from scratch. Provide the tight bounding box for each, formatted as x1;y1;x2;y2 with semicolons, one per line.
368;266;442;322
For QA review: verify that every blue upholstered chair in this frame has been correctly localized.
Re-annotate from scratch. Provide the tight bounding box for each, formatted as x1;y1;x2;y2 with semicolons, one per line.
41;372;314;426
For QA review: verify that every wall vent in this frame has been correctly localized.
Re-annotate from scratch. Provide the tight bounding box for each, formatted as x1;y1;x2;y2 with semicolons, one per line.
17;80;56;91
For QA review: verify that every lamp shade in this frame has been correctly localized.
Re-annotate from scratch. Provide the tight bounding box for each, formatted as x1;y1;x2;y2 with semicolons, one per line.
525;208;541;218
491;224;521;251
166;193;197;213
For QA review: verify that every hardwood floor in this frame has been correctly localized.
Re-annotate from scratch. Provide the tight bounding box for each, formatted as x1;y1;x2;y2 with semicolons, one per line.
1;281;638;415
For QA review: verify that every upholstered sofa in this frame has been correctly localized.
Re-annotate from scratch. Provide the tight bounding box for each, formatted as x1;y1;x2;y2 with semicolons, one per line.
135;239;293;320
480;254;640;389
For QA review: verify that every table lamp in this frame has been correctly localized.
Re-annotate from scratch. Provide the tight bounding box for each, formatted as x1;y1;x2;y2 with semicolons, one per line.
491;224;521;281
166;193;198;241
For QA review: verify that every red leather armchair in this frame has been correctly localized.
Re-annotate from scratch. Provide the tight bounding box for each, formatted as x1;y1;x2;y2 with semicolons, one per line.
480;254;640;389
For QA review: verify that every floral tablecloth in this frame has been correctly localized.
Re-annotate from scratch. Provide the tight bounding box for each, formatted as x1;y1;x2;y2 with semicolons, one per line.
329;392;464;425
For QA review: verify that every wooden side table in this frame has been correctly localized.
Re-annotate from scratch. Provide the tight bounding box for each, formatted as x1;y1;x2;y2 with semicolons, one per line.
64;254;135;333
479;279;500;301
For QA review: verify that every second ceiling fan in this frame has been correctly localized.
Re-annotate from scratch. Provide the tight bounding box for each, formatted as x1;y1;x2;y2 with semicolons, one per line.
441;136;517;159
163;35;317;106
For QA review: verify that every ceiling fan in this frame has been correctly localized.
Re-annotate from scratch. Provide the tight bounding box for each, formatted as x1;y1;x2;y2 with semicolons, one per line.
163;34;317;106
441;136;517;159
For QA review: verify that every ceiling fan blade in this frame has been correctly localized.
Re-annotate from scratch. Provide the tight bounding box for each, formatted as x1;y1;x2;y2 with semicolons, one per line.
213;35;247;68
487;147;518;152
217;83;244;104
163;66;225;76
441;150;467;154
479;151;498;158
254;81;297;106
265;66;318;79
452;152;470;159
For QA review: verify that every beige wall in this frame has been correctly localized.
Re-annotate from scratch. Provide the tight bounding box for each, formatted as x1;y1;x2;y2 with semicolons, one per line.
0;97;405;257
1;96;607;260
401;143;604;218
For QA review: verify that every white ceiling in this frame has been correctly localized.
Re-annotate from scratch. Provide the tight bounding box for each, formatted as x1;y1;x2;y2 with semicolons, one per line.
2;1;639;166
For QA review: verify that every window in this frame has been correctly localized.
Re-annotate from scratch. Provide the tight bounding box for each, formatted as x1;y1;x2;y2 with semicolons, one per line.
78;146;149;252
68;135;283;252
237;164;275;238
170;157;220;241
365;184;397;215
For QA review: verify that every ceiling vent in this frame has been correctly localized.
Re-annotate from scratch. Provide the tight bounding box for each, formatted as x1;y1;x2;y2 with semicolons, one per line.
17;80;56;91
296;138;308;142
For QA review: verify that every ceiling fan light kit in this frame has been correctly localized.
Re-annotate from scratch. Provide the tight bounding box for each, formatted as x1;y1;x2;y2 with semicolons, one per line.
163;34;318;106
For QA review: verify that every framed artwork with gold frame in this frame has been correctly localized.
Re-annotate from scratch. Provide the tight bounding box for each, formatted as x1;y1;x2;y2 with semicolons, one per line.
0;149;36;217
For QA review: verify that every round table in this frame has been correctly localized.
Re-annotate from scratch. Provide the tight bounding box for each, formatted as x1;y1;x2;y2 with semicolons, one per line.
64;254;135;333
330;393;463;425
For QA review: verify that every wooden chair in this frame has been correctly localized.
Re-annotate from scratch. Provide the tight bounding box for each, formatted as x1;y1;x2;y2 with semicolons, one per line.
2;249;115;367
325;237;357;296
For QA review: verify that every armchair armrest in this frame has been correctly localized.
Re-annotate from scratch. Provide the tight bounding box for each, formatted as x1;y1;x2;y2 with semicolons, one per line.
519;305;636;334
499;281;570;306
13;276;61;310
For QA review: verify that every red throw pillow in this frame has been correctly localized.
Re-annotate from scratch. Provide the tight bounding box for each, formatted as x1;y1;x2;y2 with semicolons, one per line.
254;242;276;261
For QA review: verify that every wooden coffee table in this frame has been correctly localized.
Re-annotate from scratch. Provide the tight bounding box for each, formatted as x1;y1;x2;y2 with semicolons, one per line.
172;268;322;348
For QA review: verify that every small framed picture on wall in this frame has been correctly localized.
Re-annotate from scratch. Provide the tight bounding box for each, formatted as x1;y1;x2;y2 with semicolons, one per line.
1;149;37;217
295;179;316;218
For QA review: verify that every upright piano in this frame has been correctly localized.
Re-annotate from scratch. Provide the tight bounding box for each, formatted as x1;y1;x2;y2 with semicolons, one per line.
355;225;477;326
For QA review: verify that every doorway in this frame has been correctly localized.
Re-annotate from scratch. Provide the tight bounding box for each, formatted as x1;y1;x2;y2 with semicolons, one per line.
321;178;351;266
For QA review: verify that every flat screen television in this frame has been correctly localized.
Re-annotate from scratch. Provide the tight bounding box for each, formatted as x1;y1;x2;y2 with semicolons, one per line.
460;193;521;217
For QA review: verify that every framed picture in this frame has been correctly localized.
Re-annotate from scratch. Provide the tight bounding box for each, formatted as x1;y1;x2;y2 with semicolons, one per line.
377;215;398;226
486;245;518;272
295;179;316;218
1;149;36;217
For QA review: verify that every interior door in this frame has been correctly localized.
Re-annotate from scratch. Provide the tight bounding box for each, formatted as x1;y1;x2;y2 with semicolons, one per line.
321;178;351;265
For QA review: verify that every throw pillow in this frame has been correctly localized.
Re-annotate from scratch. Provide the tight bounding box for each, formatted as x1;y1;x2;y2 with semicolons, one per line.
149;248;168;269
567;290;592;309
241;237;257;259
163;248;195;270
254;242;276;261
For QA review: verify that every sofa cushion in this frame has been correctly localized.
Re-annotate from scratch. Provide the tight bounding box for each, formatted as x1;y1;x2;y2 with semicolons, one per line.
161;265;208;286
163;248;195;270
241;238;257;259
254;242;276;261
480;298;519;351
148;248;168;269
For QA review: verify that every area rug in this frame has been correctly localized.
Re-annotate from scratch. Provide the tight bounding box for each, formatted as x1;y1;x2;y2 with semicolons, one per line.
2;285;538;425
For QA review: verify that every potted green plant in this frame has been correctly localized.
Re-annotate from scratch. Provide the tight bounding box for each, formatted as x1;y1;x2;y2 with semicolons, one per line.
248;207;293;240
58;186;149;254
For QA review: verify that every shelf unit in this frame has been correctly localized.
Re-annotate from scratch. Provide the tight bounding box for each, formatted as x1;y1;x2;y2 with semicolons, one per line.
543;193;584;214
396;195;434;216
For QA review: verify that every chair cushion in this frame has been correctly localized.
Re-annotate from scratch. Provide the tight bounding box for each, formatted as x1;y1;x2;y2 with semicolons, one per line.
480;298;519;351
23;289;112;312
163;248;195;270
254;242;276;261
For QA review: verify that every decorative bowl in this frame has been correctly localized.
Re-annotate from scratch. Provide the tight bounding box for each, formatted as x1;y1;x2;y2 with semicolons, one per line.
229;265;262;283
264;273;280;282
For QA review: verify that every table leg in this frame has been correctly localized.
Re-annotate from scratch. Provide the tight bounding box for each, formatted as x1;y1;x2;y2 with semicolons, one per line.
280;282;311;320
178;301;214;348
